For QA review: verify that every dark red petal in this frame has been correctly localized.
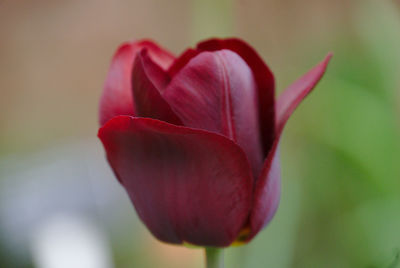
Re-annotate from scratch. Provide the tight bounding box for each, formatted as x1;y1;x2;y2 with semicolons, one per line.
197;38;276;157
98;116;253;247
132;50;181;124
99;40;174;126
168;48;200;77
246;54;332;241
247;141;281;241
163;50;264;178
276;53;333;135
136;40;175;70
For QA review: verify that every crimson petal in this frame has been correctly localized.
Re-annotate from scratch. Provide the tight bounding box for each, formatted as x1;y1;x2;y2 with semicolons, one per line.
246;141;281;242
99;40;174;126
98;116;253;247
132;49;181;124
247;54;332;241
163;50;264;178
197;38;276;157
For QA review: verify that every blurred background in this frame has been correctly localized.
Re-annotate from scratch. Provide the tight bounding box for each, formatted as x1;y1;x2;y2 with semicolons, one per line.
1;0;400;267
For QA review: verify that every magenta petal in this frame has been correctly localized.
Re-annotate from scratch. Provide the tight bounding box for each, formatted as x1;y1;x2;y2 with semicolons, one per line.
197;38;276;157
99;40;174;126
163;50;264;178
132;50;182;124
246;54;332;241
276;53;333;135
98;116;253;247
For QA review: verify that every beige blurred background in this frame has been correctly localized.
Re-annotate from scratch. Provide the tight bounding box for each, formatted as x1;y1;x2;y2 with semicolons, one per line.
0;0;352;154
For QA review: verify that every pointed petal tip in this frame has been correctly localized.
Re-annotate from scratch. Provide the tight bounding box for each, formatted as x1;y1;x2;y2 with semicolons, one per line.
316;52;333;77
313;52;333;74
323;52;333;66
319;52;333;72
246;52;332;241
275;53;333;135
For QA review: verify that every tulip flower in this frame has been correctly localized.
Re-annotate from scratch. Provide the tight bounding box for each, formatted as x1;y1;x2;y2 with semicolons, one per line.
98;38;331;267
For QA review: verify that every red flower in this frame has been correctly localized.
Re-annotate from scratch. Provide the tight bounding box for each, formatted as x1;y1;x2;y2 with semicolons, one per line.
98;38;331;247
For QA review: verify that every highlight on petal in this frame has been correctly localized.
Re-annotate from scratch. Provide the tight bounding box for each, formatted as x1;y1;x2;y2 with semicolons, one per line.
166;38;276;156
276;53;333;135
99;40;175;126
197;38;276;156
163;49;264;178
98;116;253;247
132;49;181;124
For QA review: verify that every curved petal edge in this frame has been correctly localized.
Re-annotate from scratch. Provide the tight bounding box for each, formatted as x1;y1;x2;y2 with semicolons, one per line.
99;40;175;126
132;49;182;124
276;53;333;135
245;53;332;241
246;141;281;241
197;38;276;157
98;116;254;247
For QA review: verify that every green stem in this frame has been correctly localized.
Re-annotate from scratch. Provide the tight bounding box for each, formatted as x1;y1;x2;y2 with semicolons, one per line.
205;247;224;268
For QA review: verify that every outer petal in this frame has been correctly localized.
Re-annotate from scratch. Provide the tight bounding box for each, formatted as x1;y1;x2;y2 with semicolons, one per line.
245;142;281;242
98;116;253;247
132;49;181;124
276;53;333;135
163;50;264;178
246;54;333;241
99;40;174;126
196;38;276;157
